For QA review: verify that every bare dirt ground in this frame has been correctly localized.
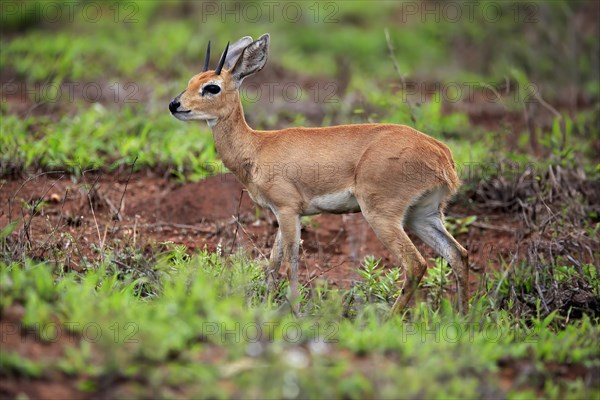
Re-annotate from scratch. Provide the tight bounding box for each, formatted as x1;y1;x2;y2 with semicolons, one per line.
0;170;521;290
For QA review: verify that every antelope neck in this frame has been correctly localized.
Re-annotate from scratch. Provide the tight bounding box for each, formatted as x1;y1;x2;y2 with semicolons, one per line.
209;96;258;175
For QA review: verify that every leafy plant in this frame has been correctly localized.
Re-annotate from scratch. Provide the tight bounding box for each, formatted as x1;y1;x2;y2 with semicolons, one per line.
445;215;477;236
420;257;453;308
355;256;401;304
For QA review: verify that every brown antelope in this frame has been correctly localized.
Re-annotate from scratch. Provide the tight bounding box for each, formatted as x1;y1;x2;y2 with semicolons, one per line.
169;34;469;314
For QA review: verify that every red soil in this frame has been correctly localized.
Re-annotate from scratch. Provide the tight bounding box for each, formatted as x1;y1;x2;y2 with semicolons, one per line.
0;171;519;290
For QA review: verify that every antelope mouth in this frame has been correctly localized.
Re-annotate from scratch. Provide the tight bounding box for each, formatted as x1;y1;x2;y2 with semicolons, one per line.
170;109;191;117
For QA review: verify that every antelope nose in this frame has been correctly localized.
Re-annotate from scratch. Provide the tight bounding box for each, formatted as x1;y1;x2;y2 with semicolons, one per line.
169;99;180;113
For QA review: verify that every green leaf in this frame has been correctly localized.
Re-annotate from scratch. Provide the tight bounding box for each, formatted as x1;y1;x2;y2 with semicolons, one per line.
0;220;19;240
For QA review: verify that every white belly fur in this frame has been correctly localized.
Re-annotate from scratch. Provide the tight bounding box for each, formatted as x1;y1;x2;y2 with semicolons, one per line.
304;190;361;215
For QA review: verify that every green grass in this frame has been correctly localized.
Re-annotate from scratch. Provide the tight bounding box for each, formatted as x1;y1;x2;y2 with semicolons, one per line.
0;105;220;178
1;251;598;398
2;1;598;178
3;1;596;91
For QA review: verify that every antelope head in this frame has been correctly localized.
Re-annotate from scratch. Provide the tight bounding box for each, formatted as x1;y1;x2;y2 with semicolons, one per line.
168;34;270;125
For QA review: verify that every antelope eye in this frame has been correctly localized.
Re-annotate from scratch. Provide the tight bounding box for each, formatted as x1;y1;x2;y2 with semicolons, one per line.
202;84;221;95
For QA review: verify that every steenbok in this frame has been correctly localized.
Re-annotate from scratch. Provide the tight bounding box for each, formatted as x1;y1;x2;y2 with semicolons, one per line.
169;34;469;314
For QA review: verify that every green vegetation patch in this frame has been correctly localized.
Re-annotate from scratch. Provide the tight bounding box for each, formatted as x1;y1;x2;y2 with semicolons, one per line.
1;251;598;399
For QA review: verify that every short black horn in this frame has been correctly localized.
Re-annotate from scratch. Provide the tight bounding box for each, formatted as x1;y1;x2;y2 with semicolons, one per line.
203;40;211;72
214;41;229;75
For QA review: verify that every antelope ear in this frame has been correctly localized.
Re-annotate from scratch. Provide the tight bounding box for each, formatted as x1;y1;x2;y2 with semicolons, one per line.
231;33;269;87
224;36;254;70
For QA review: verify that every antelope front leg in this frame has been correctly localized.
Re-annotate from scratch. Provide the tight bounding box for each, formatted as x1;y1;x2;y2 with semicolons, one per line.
267;229;283;291
278;211;301;315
